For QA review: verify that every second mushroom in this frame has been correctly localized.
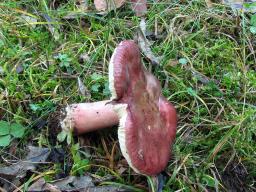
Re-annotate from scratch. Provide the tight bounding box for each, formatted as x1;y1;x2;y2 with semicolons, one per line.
61;40;177;176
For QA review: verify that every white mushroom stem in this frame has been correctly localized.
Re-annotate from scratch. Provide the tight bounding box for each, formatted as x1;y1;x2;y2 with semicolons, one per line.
60;100;119;134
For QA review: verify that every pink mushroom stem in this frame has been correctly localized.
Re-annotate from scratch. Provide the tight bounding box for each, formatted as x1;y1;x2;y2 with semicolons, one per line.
60;100;119;134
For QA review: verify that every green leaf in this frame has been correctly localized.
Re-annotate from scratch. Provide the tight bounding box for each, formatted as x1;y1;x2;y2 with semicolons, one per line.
29;103;40;112
56;53;71;68
0;121;10;136
91;73;102;81
250;26;256;34
57;53;68;60
0;40;4;48
74;159;90;175
60;61;70;68
91;84;101;92
67;132;72;145
57;130;67;142
103;82;110;96
250;14;256;26
187;87;197;97
10;123;25;138
0;135;11;147
202;175;216;188
178;58;188;65
244;2;256;8
72;143;80;151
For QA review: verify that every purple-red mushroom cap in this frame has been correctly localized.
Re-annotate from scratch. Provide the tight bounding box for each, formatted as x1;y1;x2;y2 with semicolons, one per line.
109;40;177;176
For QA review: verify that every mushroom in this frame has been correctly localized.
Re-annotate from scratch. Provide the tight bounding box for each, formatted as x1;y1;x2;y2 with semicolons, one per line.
60;101;119;134
60;40;177;176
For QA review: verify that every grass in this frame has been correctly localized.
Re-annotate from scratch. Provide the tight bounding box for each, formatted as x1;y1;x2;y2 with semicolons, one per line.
0;0;256;191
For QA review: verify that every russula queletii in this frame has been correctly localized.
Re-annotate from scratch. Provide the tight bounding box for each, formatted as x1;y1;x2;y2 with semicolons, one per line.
60;40;177;176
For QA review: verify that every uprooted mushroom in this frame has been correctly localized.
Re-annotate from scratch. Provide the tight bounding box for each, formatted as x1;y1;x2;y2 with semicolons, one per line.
60;40;177;176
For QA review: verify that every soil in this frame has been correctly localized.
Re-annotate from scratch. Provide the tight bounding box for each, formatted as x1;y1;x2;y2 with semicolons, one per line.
221;162;251;192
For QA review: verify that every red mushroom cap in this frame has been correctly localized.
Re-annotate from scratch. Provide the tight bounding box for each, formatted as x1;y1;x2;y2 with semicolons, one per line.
109;40;177;175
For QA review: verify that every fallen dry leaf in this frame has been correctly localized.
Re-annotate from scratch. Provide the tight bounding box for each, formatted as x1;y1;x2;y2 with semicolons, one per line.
0;146;50;180
79;52;90;63
94;0;126;13
205;0;213;8
28;176;127;192
41;14;60;41
130;0;147;16
77;0;88;11
77;77;91;97
0;146;51;191
87;186;127;192
29;176;94;192
20;15;37;28
15;64;24;74
223;0;256;12
94;0;148;16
